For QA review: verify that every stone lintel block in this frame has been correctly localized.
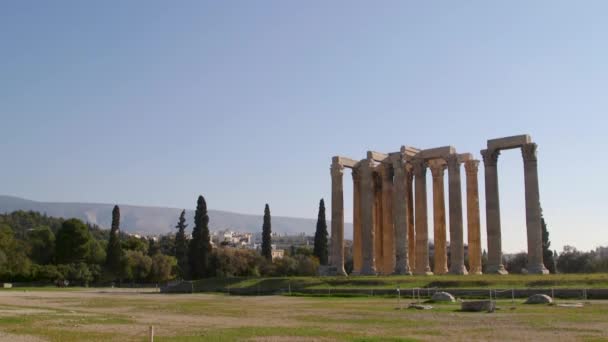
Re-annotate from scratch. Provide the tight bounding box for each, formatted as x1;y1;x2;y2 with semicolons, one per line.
457;153;473;163
332;156;359;168
417;146;456;160
401;145;421;157
487;134;532;151
367;151;390;162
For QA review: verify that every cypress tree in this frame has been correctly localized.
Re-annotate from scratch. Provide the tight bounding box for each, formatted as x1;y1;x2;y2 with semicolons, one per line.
188;196;211;279
105;205;123;276
175;209;189;278
541;210;556;273
261;204;272;260
313;199;329;265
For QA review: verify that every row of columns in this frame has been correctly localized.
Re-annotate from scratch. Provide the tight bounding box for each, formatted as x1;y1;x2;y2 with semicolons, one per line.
331;151;483;276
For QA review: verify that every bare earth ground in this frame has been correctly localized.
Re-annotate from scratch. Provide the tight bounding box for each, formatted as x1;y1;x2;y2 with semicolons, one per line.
0;289;607;341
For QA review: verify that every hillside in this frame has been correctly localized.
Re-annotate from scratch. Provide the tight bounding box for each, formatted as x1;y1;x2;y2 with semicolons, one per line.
0;195;351;236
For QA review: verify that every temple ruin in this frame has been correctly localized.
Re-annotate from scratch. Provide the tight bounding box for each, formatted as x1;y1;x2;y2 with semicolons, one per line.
329;134;548;275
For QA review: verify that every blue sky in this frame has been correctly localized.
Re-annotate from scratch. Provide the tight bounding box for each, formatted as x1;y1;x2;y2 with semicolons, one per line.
1;1;607;252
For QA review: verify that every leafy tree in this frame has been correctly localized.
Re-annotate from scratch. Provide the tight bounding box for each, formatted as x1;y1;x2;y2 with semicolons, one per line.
0;224;31;280
541;211;556;273
147;237;161;256
505;252;528;274
55;219;92;264
188;195;212;279
122;235;149;254
123;250;152;282
105;206;123;276
27;226;55;265
174;210;189;278
149;253;177;282
313;199;329;265
261;204;272;260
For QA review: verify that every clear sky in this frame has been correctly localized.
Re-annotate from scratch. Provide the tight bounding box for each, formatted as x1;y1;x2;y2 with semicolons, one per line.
1;1;607;253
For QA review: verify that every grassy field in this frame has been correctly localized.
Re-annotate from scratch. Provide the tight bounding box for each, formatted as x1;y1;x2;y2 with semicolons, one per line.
0;288;607;341
188;273;608;294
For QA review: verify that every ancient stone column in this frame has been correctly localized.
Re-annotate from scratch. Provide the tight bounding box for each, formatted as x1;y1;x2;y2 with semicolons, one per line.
429;159;448;275
447;154;468;275
481;149;508;274
359;159;376;275
330;160;347;275
522;143;549;274
413;159;432;275
406;167;416;271
373;174;383;274
393;157;411;275
464;160;482;275
381;164;395;274
352;168;362;274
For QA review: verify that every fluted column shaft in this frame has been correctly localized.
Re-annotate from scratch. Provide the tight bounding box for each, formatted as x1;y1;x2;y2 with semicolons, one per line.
522;143;549;274
381;165;395;274
481;149;508;274
330;161;347;275
429;160;448;274
447;155;467;275
352;169;362;274
406;169;415;271
465;160;482;275
413;159;432;275
393;158;411;275
373;175;383;274
359;159;376;275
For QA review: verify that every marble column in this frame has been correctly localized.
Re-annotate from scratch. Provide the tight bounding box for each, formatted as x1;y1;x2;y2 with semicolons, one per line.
447;154;467;275
352;168;362;275
429;159;448;275
373;174;384;274
406;168;416;271
381;164;395;274
393;158;411;275
464;160;482;275
481;149;508;274
413;159;432;275
330;160;347;275
359;159;376;275
522;143;549;274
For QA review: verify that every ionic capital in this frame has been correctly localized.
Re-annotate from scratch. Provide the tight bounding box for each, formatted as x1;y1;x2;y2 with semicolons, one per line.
521;143;538;163
481;149;500;167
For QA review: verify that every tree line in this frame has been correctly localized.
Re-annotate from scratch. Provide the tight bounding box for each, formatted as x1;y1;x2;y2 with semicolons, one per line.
0;196;330;284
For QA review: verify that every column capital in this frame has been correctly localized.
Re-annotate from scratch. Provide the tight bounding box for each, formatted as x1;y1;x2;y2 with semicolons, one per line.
481;149;500;167
521;143;538;163
428;159;446;178
330;162;344;177
351;167;360;182
464;160;480;175
380;163;394;182
411;159;427;177
446;153;460;169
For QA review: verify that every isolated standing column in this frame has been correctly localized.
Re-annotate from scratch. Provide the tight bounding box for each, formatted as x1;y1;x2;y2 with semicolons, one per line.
330;159;347;275
447;155;468;275
464;160;482;275
481;149;508;274
406;167;416;271
522;143;549;274
352;168;362;274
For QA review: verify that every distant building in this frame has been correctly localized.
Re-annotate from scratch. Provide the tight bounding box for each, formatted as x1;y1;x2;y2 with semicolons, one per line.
597;246;608;259
271;249;285;260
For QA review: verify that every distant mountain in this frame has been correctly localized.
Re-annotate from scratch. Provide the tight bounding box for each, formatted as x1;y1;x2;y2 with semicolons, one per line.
0;195;352;237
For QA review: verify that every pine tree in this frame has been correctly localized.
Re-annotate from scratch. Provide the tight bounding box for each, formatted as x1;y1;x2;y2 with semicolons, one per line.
541;210;556;273
313;199;329;265
188;196;212;279
261;204;272;260
175;209;189;278
105;205;123;276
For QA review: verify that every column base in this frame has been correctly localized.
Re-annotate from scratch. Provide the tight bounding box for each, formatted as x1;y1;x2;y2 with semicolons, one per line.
468;268;483;275
434;267;449;275
486;264;508;275
414;267;433;276
393;267;413;276
526;263;550;275
449;265;468;275
360;266;377;276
